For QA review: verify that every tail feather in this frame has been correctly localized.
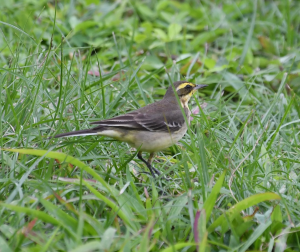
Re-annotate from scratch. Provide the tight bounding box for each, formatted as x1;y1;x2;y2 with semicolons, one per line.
53;129;98;138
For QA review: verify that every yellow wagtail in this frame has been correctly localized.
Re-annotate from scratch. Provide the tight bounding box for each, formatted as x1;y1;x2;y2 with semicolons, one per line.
53;81;207;178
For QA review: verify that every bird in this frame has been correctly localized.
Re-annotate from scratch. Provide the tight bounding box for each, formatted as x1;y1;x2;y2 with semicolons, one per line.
53;81;207;179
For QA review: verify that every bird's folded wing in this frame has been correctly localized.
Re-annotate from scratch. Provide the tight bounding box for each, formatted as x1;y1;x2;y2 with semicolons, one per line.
90;109;187;132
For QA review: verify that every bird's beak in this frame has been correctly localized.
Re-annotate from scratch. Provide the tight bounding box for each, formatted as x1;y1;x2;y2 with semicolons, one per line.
194;84;208;90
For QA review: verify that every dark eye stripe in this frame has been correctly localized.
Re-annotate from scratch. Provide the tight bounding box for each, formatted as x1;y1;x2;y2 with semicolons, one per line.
185;85;192;89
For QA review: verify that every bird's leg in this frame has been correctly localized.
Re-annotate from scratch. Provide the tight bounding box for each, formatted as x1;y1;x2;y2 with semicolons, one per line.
137;151;156;178
149;153;171;181
148;152;161;176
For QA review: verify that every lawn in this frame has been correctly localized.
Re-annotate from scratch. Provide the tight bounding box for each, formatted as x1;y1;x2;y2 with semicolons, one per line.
1;0;300;251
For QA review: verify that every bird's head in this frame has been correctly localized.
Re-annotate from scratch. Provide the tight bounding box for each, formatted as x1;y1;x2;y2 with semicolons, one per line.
164;81;207;107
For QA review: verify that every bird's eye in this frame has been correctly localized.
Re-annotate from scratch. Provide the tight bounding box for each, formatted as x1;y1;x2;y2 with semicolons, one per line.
185;84;192;89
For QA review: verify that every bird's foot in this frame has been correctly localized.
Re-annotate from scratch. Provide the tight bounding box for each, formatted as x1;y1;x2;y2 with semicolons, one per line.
138;167;170;181
151;166;171;181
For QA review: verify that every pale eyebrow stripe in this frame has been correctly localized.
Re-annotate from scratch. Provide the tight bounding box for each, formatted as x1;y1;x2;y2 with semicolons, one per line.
176;83;188;91
176;83;194;91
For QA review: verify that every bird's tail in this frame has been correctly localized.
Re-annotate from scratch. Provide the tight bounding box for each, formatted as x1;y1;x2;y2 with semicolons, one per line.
52;129;98;139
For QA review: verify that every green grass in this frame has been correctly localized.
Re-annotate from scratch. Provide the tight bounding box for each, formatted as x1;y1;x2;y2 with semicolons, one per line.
1;0;300;251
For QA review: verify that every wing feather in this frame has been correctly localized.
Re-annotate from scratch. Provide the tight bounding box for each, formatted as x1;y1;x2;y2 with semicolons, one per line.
90;101;189;132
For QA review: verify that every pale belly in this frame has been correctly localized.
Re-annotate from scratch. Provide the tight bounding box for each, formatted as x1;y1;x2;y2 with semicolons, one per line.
98;124;188;152
128;124;187;152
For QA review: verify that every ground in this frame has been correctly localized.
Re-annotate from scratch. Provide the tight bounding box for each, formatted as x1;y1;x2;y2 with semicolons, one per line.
1;0;300;251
